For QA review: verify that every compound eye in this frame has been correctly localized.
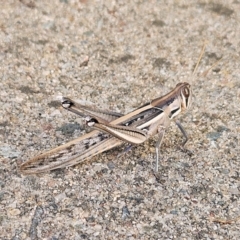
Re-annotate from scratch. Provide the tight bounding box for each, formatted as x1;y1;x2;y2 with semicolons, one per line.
182;86;190;98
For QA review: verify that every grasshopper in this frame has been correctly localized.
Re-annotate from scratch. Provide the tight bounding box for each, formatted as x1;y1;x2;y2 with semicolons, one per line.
20;82;192;174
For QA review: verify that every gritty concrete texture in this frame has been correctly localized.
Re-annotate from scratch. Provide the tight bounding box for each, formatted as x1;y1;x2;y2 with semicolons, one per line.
0;0;240;239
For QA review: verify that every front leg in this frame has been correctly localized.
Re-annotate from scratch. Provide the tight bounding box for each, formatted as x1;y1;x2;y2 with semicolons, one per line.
175;120;188;147
155;126;166;172
175;120;193;155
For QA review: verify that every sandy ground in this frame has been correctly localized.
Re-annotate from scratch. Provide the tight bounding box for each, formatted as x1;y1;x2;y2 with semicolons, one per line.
0;0;240;239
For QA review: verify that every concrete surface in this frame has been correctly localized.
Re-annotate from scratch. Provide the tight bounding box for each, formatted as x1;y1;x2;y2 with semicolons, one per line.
0;0;240;239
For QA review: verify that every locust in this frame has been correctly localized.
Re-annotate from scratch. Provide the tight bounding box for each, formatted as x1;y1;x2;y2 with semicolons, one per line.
20;82;192;174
